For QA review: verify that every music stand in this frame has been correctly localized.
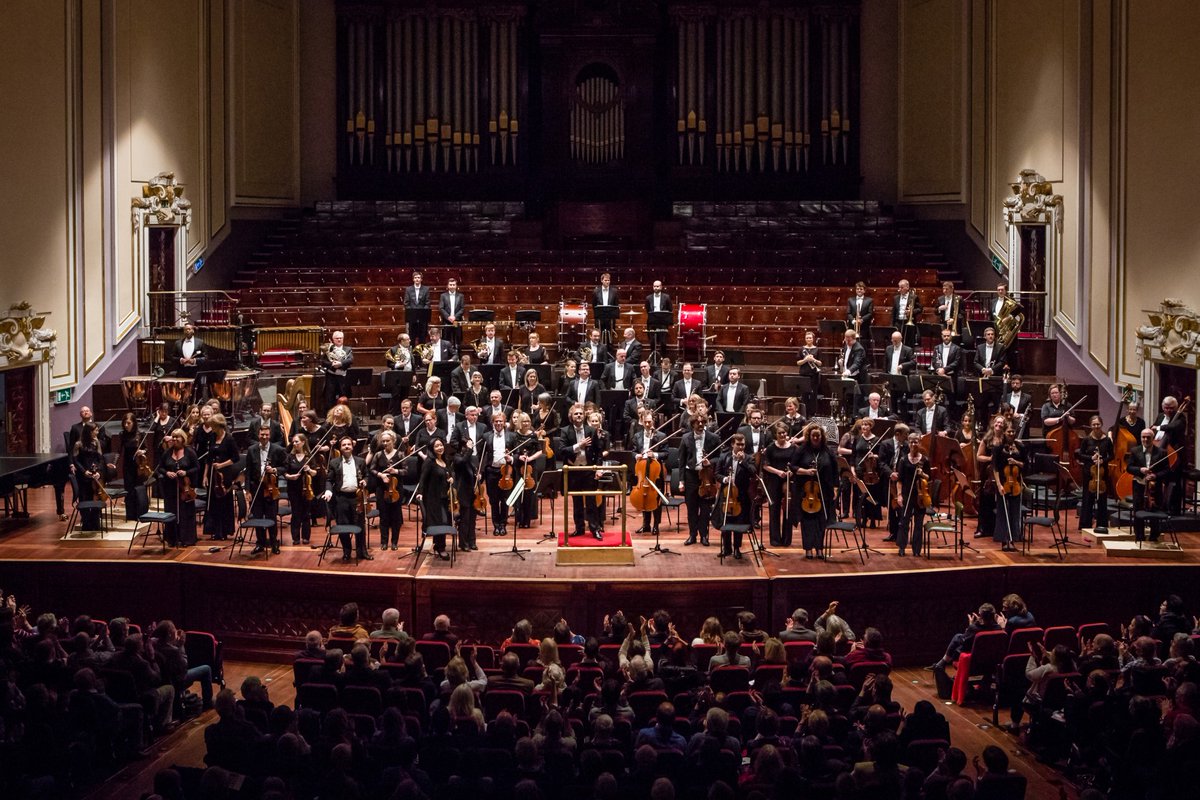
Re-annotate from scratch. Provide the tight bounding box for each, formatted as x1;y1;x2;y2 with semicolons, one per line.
823;377;858;415
467;309;496;322
913;373;953;398
818;319;847;338
534;469;562;544
515;309;541;327
869;325;895;346
480;364;503;390
601;389;629;439
531;363;552;387
646;311;672;361
918;322;944;343
960;376;1003;418
782;376;816;398
715;412;741;437
595;305;619;344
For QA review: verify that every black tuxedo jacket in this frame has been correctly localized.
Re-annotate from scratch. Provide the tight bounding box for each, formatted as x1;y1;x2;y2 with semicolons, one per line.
559;424;603;466
325;455;367;494
245;442;287;489
636;372;664;400
737;425;771;455
644;292;673;316
452;420;490;459
450;366;472;396
856;405;894;421
477;337;505;366
321;345;354;374
1001;391;1032;415
498;366;525;390
169;336;206;376
480;405;513;428
403;285;430;310
706;363;730;388
678;429;722;473
891;292;923;327
882;345;916;375
913;405;950;435
716;382;750;414
846;296;876;330
671;378;701;403
602;362;635;391
629;427;667;458
624;396;657;424
840;342;868;382
932;343;962;375
974;342;1007;373
615;338;642;365
592;285;620;310
566;377;601;407
438;291;466;324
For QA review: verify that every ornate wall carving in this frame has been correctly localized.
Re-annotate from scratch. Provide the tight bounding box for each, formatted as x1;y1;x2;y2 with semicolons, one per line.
1138;299;1200;368
0;302;57;369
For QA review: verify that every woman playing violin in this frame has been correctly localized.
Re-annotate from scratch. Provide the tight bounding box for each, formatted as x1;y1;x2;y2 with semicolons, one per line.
283;433;315;546
895;433;931;557
762;423;800;548
852;418;885;528
371;430;406;551
155;428;199;546
974;415;1008;540
1075;415;1113;533
518;369;546;414
511;411;543;528
795;423;836;560
119;411;150;521
202;413;239;541
990;424;1026;550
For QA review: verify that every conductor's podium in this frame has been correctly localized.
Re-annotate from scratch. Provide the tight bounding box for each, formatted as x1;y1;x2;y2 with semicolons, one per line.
557;465;634;566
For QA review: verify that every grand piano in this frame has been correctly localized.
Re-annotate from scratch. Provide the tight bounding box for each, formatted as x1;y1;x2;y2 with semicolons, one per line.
0;453;70;519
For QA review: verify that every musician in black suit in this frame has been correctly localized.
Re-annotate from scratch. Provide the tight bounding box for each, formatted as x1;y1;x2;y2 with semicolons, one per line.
567;362;601;407
706;351;730;389
671;363;701;409
677;415;721;546
882;331;916;376
932;329;962;381
438;277;467;348
476;322;505;366
602;349;635;391
716;368;751;414
990;282;1012;328
935;281;964;334
974;327;1007;376
1001;374;1033;436
560;404;604;539
614;327;642;366
245;426;287;553
582;328;612;365
450;354;474;397
738;407;771;459
451;416;484;551
635;361;665;402
404;271;432;343
838;330;868;384
498;351;525;391
247;403;285;446
321;436;373;561
481;412;518;536
913;391;949;436
879;424;910;543
480;391;513;429
437;397;464;442
856;392;894;421
846;281;876;342
1150;394;1189;514
1126;429;1169;540
891;279;923;346
592;273;620;338
320;330;354;410
623;382;657;433
629;408;667;534
419;325;457;368
170;322;205;378
644;280;673;358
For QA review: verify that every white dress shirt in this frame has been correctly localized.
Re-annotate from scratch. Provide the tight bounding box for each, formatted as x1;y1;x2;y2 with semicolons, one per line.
652;293;663;312
182;338;195;358
491;433;507;466
339;457;358;491
890;348;902;374
725;383;738;410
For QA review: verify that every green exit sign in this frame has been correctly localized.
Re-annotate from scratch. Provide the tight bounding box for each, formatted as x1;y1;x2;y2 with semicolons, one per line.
54;388;73;405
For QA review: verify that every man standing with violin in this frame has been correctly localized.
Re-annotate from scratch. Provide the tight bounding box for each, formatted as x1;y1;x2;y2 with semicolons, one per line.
713;434;756;560
246;426;287;554
484;412;518;537
322;436;373;562
630;409;668;535
1151;395;1188;514
451;414;484;552
678;414;721;547
1127;428;1169;541
1075;416;1113;533
879;423;910;544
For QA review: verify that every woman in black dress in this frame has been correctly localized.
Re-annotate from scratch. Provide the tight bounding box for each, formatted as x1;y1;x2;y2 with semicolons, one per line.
118;412;150;520
851;418;885;528
762;423;800;547
416;436;452;560
518;369;547;415
283;433;315;546
202;414;240;540
157;428;199;546
795;424;837;559
554;359;578;397
465;370;488;411
72;422;107;531
511;412;543;528
324;404;362;456
371;430;406;550
417;376;447;418
525;332;548;365
974;414;1007;540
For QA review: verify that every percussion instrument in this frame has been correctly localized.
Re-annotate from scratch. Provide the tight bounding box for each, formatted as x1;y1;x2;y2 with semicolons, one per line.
678;303;706;361
157;377;194;405
121;376;157;412
211;370;259;403
558;301;588;357
559;303;588;326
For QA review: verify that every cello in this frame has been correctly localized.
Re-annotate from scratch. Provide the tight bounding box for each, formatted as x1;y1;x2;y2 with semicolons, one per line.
1108;386;1139;499
628;413;681;514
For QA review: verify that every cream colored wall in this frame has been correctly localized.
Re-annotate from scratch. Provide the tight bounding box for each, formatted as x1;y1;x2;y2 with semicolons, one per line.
897;0;964;203
0;1;298;394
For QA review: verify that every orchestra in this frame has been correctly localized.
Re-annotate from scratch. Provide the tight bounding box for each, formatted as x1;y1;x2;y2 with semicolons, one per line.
69;270;1198;570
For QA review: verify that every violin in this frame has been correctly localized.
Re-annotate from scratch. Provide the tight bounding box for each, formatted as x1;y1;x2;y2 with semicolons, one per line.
263;466;281;501
800;479;823;513
92;474;110;503
711;456;744;528
136;450;153;481
917;469;932;508
861;452;880;485
180;472;197;502
523;447;536;489
1002;463;1022;496
698;463;719;499
498;461;514;491
1088;444;1107;495
301;469;314;501
211;468;227;498
449;483;460;516
385;473;401;503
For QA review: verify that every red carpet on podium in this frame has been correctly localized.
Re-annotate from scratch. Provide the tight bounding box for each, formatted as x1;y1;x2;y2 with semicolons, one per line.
556;528;629;547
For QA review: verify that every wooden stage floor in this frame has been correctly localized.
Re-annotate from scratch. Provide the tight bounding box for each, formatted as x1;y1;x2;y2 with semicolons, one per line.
4;488;1199;666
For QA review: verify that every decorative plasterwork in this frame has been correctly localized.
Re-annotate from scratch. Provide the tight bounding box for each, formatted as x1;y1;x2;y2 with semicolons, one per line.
131;171;192;229
0;302;57;370
1138;298;1200;367
1002;168;1063;233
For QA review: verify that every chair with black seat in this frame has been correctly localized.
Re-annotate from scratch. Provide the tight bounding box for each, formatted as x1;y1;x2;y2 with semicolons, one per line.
319;521;363;565
824;518;861;563
129;511;174;553
1133;509;1170;547
231;517;275;559
628;690;669;726
341;685;383;717
419;524;457;566
414;640;452;674
292;658;324;687
1022;494;1068;557
296;682;339;713
663;468;686;531
184;630;225;688
66;474;110;539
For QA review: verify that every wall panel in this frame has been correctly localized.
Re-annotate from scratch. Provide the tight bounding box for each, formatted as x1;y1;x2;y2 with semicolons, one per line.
898;0;963;202
1087;0;1112;372
231;0;299;205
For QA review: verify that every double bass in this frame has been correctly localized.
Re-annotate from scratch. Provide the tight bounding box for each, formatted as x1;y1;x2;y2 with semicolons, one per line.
1108;385;1139;499
1045;385;1085;485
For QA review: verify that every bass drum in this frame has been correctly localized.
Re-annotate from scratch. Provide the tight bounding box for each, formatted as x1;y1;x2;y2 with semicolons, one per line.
559;303;587;326
678;303;706;361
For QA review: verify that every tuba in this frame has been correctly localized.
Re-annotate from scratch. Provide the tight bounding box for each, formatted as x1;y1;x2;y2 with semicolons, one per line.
994;296;1025;349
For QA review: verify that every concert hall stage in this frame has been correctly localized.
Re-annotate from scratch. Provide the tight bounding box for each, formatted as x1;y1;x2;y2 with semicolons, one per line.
2;489;1197;666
